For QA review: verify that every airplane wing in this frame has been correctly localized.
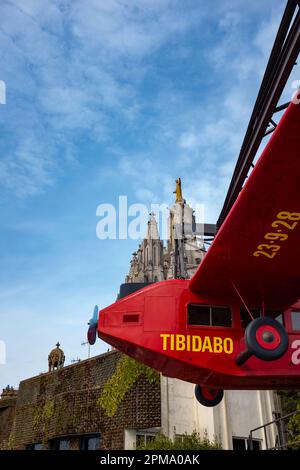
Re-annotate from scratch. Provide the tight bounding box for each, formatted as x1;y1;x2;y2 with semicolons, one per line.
189;100;300;309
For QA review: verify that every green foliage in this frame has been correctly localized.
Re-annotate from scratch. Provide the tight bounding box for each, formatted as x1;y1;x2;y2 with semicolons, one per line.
33;399;54;430
7;433;15;450
136;431;221;450
277;391;300;415
98;355;159;417
43;399;54;419
286;403;300;450
277;391;300;449
33;399;54;448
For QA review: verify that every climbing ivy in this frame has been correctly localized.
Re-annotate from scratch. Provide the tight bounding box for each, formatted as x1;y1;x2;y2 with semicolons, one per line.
98;356;159;417
33;399;54;429
33;399;54;448
7;432;15;450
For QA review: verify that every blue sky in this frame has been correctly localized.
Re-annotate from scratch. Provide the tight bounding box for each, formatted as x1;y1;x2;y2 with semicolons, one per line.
0;0;298;391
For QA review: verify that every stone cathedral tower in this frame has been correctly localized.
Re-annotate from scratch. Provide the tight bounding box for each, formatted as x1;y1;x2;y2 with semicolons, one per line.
125;179;204;283
125;213;165;283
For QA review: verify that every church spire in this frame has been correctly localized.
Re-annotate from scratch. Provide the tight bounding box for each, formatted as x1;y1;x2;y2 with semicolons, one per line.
146;212;160;240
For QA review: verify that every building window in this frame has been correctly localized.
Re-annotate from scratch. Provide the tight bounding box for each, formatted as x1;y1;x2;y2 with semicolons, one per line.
240;309;283;329
58;439;70;450
81;434;100;450
291;311;300;331
232;437;261;450
175;434;194;445
26;443;43;450
50;439;70;450
136;432;156;448
187;304;232;327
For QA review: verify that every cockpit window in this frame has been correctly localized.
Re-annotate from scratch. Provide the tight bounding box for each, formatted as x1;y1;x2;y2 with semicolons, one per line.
291;311;300;331
188;304;232;327
240;308;283;329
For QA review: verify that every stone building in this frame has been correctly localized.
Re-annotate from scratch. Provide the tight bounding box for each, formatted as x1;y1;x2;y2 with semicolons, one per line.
0;349;280;450
0;351;281;451
0;350;161;450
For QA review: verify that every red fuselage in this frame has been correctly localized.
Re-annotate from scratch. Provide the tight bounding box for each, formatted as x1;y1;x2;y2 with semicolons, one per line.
98;280;300;390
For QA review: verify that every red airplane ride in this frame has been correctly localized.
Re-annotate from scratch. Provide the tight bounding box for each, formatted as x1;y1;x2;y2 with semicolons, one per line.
88;98;300;407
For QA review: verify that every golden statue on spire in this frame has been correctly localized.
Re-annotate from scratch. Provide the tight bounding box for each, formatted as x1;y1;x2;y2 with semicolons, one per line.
174;177;184;202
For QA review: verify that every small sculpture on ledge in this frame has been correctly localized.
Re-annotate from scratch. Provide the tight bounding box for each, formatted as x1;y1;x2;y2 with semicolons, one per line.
48;342;65;372
1;385;17;398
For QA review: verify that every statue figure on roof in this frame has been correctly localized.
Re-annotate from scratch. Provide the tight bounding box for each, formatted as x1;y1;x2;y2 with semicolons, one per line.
174;177;184;203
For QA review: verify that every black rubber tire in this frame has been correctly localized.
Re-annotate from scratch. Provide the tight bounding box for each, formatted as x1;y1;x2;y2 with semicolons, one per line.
194;385;224;407
245;317;288;361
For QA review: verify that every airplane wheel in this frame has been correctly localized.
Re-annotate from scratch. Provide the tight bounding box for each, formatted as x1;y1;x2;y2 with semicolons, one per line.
194;385;224;407
245;317;288;361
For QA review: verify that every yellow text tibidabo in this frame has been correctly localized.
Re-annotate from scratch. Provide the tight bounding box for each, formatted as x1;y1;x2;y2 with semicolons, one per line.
160;334;233;354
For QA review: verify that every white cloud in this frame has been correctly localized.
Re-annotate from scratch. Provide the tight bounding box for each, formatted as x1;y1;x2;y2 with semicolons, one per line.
69;0;192;58
219;11;242;31
178;131;199;151
118;155;174;204
135;188;155;201
0;134;55;197
0;0;199;197
0;0;290;214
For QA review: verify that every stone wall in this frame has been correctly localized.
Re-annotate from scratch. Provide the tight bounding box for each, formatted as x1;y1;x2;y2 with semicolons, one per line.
0;396;17;449
2;350;161;450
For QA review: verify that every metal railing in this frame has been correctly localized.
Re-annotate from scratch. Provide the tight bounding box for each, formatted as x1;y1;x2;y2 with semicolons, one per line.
249;409;300;450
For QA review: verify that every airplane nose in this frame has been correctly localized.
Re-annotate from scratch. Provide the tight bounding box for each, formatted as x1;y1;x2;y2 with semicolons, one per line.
87;323;97;345
87;305;99;345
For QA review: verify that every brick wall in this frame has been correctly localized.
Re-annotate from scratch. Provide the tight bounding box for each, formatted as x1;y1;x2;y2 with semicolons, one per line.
3;350;161;450
0;396;17;449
